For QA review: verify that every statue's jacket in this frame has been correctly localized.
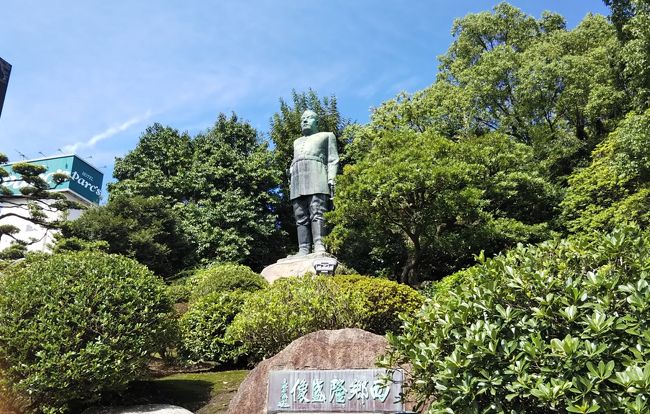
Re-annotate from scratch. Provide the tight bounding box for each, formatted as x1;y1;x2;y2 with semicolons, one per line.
290;131;339;200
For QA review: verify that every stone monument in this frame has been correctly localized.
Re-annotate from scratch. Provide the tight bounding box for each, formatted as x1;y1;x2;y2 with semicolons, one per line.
227;328;411;414
261;110;339;283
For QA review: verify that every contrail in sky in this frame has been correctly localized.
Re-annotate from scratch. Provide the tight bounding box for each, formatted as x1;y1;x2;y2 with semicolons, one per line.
63;110;151;153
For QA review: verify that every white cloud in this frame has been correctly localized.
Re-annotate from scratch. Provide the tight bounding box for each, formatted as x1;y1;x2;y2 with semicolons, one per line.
62;110;151;154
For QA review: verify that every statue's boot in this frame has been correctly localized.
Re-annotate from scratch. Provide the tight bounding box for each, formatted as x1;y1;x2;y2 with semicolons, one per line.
312;220;326;253
291;224;311;257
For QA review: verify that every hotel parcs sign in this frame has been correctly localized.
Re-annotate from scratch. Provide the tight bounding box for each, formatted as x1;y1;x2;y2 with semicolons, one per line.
2;155;104;204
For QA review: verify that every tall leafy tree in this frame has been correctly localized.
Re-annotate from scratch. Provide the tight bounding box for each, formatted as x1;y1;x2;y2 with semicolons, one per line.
608;0;650;109
111;124;193;202
604;0;636;39
110;113;282;270
56;195;193;279
329;130;558;284
370;4;625;182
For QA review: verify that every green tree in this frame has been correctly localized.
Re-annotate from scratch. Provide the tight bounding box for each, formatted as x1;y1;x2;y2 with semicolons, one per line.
612;0;650;109
55;194;193;279
604;0;636;39
110;113;283;270
370;4;625;182
329;130;558;284
561;109;650;234
111;124;193;202
599;0;650;115
0;153;78;253
269;89;351;250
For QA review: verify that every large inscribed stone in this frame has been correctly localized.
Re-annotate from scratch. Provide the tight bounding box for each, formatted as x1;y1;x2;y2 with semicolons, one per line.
227;329;401;414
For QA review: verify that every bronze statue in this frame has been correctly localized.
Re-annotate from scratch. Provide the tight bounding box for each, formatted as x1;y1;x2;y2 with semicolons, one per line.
289;110;339;256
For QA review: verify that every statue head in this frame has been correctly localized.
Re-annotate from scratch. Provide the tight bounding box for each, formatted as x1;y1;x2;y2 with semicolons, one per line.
300;110;318;135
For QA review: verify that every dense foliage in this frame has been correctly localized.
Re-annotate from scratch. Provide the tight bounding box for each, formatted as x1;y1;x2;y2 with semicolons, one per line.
189;263;267;302
0;251;175;413
329;131;558;283
562;109;650;234
384;227;650;413
109;113;283;270
606;0;650;109
225;275;366;363
179;291;248;365
56;195;193;279
332;275;424;335
325;1;650;282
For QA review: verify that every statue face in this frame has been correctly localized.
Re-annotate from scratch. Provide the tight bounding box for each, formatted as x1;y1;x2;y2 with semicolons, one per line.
301;111;318;135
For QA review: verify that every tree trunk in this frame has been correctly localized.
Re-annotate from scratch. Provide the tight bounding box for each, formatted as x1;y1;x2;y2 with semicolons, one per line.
399;233;421;285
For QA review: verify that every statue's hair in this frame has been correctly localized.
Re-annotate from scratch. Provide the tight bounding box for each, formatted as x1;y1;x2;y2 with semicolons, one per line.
301;109;318;120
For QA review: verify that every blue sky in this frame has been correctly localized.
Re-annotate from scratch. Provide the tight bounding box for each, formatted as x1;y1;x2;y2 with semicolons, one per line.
0;1;609;191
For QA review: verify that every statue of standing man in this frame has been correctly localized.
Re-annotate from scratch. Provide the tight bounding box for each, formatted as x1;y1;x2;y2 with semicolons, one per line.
289;110;339;256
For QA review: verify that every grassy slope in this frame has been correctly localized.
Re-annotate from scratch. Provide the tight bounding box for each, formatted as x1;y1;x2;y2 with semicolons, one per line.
118;370;249;414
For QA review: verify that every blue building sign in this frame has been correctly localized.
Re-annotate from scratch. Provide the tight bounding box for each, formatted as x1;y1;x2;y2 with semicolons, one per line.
2;154;103;204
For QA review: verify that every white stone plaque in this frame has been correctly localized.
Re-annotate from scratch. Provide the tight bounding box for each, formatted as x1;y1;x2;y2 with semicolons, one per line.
267;369;404;413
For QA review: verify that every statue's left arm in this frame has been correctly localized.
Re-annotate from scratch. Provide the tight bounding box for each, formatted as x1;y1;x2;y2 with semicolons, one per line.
327;132;339;183
327;133;339;195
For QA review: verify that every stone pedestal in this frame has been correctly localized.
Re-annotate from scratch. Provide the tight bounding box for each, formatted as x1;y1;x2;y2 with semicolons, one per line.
261;253;338;284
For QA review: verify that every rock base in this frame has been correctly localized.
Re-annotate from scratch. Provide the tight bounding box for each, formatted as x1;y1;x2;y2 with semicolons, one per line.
226;328;389;414
261;252;337;283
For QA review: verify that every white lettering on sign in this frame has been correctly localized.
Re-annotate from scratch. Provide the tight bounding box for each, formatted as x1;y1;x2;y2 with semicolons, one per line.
70;171;101;196
267;369;404;413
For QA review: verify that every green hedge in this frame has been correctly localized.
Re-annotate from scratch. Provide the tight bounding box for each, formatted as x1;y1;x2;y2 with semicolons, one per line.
383;227;650;413
189;263;267;302
179;291;248;365
332;275;424;334
0;251;175;414
226;275;366;363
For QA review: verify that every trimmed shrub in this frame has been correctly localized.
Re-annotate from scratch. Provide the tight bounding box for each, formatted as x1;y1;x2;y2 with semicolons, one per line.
333;275;424;334
189;263;267;301
418;264;475;303
334;261;358;275
166;268;202;305
167;283;192;305
383;227;650;413
167;279;192;304
0;251;175;414
179;291;248;364
226;275;366;363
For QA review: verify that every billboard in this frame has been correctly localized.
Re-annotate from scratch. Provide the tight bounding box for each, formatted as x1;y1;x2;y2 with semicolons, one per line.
0;57;10;120
2;154;103;204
